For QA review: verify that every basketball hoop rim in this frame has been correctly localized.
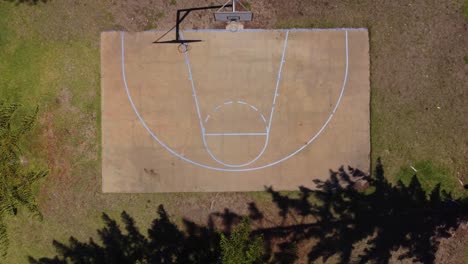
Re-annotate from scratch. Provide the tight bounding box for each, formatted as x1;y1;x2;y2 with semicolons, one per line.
227;21;241;32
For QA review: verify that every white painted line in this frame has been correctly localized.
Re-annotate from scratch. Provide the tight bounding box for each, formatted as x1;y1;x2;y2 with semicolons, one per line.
205;133;267;136
121;30;349;172
304;31;348;147
205;115;210;123
214;105;222;112
249;105;258;111
237;101;247;105
261;114;267;123
180;34;268;168
410;166;417;172
122;32;225;171
139;28;367;33
179;32;205;137
267;30;289;131
179;32;290;168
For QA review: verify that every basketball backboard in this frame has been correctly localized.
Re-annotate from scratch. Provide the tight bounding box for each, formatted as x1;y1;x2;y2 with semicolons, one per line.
214;11;253;22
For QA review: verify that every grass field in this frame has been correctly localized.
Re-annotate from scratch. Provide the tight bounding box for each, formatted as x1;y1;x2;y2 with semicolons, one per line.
0;0;467;262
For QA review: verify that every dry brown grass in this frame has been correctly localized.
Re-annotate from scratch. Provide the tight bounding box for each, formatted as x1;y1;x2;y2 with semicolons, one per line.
1;0;466;262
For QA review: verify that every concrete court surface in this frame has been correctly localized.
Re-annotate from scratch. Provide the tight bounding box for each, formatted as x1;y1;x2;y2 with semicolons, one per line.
101;28;370;192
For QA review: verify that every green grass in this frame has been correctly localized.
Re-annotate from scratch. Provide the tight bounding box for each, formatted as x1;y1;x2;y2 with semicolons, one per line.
141;9;165;30
463;0;468;21
465;246;468;264
464;55;468;64
396;160;460;196
243;1;252;11
248;190;304;204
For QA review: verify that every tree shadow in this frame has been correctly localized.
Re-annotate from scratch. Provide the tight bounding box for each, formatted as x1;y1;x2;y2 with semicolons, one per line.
28;205;220;264
2;0;48;5
29;159;467;264
259;159;466;263
208;158;467;263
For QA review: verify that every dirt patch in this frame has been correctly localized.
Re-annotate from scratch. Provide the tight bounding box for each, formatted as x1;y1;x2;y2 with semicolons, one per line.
435;222;468;264
38;111;75;216
37;88;97;216
109;0;217;31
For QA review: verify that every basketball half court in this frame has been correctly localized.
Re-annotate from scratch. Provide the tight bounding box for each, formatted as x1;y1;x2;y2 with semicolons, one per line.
101;28;370;192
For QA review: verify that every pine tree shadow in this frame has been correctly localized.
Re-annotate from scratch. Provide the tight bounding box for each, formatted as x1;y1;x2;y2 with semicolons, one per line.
209;159;467;263
28;205;220;264
29;159;467;264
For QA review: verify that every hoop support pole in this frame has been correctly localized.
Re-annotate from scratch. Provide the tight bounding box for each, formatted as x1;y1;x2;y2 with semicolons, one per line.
175;4;232;42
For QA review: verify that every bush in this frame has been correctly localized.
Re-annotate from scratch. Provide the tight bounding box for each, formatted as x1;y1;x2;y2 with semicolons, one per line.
220;218;263;264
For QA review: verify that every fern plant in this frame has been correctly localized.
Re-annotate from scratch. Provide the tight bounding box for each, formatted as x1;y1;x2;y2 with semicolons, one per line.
0;101;47;257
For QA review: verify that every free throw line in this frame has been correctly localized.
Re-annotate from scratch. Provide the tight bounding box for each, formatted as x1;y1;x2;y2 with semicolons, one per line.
205;133;267;136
